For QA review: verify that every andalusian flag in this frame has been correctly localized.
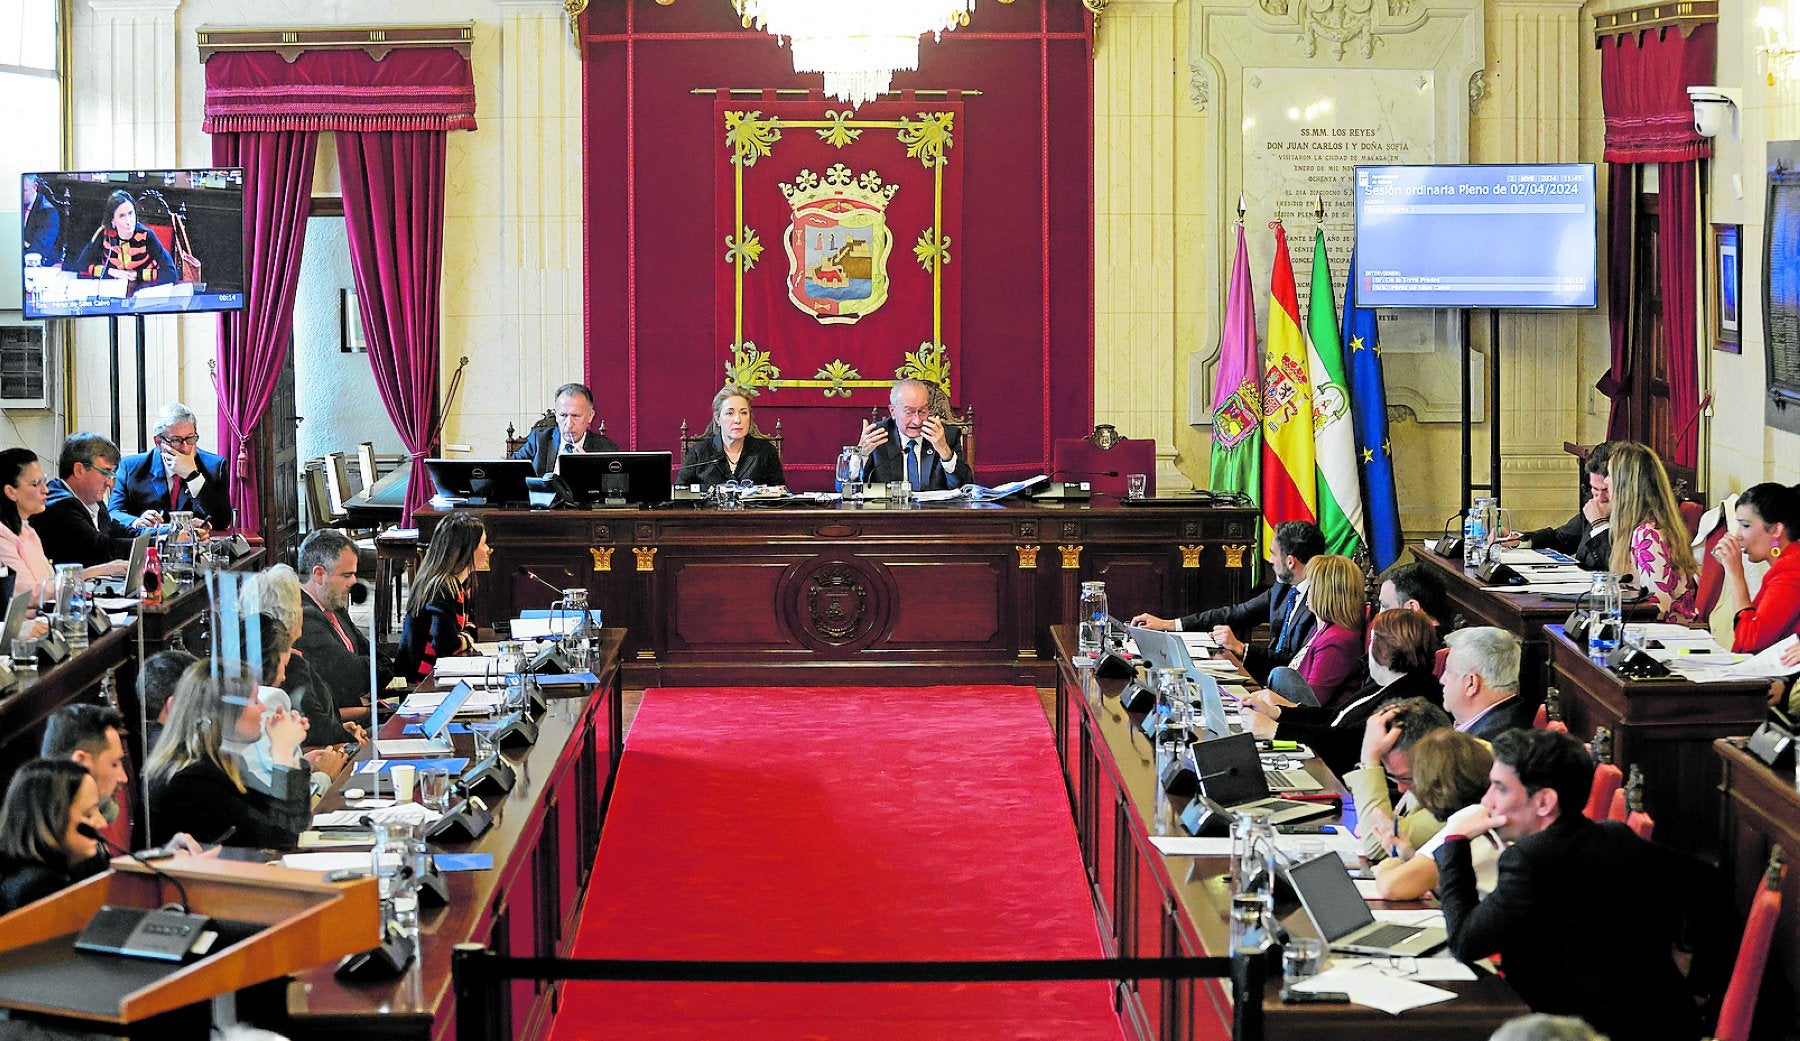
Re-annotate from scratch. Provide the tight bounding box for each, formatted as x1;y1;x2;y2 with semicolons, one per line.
1306;226;1364;557
1343;246;1403;571
1208;223;1262;504
1259;221;1316;555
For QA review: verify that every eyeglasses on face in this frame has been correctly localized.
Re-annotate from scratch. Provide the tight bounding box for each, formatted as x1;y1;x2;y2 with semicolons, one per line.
88;463;118;481
160;434;201;449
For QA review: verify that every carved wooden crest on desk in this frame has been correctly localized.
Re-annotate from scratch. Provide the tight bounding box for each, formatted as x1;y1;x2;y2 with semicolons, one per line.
776;555;897;652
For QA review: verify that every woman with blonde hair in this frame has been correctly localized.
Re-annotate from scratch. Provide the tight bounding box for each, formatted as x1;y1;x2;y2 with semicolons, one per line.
395;511;489;682
677;384;785;487
145;660;310;848
1372;729;1500;900
1607;441;1698;621
1226;554;1367;708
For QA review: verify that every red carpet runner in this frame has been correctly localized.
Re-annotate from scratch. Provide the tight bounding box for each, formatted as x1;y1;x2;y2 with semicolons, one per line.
549;686;1127;1040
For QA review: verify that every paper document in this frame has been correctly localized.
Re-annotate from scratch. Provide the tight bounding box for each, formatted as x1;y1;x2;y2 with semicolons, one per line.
1289;967;1457;1015
400;686;502;715
511;616;583;639
429;656;505;676
1329;956;1478;983
1149;830;1360;864
1495;582;1594;596
313;804;442;828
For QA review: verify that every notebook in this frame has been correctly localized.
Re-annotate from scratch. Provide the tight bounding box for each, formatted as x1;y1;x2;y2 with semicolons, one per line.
1287;852;1448;956
1190;732;1334;825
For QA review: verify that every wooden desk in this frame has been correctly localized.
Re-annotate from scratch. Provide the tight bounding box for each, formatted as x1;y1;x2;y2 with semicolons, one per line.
1050;626;1526;1040
1545;626;1770;855
261;629;625;1041
417;498;1259;686
345;458;412;528
1409;547;1657;705
1714;739;1800;1041
0;549;265;785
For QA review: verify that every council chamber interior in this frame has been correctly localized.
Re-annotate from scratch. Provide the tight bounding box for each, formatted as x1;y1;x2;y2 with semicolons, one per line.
0;1;1796;1040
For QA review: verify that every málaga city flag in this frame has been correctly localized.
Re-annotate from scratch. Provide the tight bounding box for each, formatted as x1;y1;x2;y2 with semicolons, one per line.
1209;222;1262;504
1342;245;1403;571
1306;226;1364;558
1259;221;1316;555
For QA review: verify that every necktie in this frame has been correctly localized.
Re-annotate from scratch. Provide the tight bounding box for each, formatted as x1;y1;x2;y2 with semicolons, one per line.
561;440;579;456
327;610;356;654
169;473;182;508
906;441;923;491
1272;590;1300;655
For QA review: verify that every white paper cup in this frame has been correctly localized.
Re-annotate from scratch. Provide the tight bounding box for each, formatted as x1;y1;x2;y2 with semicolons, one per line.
391;763;417;803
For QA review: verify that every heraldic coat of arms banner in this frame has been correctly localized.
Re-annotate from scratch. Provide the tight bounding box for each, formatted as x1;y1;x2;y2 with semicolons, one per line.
715;100;964;407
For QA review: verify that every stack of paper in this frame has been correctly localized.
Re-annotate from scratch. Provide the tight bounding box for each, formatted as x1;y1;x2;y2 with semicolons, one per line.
1288;967;1458;1015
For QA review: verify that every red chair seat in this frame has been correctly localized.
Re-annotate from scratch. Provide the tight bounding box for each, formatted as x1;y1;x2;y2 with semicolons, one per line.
1713;850;1787;1041
1584;761;1623;821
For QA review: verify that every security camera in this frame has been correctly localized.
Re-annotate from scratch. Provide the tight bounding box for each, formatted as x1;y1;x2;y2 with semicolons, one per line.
1688;85;1743;140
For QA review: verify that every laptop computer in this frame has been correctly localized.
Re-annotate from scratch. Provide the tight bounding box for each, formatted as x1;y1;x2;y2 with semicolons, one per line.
1287;852;1448;956
381;680;477;756
94;532;152;597
0;591;34;650
1191;732;1334;825
1128;625;1209;683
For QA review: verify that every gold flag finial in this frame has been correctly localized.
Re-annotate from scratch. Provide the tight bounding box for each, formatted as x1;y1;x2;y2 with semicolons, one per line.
1314;194;1324;223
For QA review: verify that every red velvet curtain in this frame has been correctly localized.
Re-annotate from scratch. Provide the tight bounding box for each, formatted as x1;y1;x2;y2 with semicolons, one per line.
338;131;448;523
203;47;475;527
1659;160;1701;468
1598;25;1713;451
1602;163;1635;440
211;130;318;537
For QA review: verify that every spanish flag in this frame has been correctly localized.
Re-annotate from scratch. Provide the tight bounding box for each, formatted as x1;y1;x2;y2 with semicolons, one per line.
1260;221;1317;554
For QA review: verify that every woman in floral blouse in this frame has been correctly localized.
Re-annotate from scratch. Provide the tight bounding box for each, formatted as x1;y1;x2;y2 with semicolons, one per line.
1607;441;1699;622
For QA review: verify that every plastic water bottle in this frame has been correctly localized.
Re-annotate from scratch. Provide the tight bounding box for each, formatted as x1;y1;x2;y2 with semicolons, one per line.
1462;498;1490;571
1078;581;1108;658
1153;738;1178;835
1587;572;1623;666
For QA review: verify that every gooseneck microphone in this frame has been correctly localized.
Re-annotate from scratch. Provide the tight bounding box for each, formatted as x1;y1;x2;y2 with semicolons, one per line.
520;568;567;597
1051;467;1121;480
76;823;194;912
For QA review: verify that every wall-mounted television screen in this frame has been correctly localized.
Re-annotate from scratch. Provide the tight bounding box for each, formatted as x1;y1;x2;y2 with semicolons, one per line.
1351;164;1598;309
20;168;245;319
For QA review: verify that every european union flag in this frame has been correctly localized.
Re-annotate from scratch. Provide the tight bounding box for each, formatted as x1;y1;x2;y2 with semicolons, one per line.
1341;248;1402;572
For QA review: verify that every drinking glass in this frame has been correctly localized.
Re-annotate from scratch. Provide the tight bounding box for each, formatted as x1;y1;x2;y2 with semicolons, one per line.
9;638;38;669
1283;937;1326;982
886;480;909;505
469;719;502;760
1126;473;1147;500
417;766;452;813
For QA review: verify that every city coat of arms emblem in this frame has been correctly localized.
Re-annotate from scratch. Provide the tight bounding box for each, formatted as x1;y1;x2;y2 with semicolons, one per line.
780;164;896;324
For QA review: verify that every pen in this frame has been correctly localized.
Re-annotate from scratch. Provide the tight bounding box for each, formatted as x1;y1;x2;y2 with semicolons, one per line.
1257;740;1300;752
1668;648;1712;655
1284;792;1341;804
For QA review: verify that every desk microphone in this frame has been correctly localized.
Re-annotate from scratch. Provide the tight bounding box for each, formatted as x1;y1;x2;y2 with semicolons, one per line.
1051;467;1121;479
520;568;568;598
72;824;214;962
76;824;194;913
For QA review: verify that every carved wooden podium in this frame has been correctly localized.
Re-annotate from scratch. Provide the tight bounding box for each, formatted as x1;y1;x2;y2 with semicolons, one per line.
0;856;379;1030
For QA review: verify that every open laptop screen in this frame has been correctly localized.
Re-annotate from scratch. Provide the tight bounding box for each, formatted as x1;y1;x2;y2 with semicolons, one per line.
1286;853;1377;942
1191;732;1268;805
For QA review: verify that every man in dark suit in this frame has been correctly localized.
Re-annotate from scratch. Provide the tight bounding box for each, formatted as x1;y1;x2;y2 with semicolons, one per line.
511;382;620;477
107;403;232;533
1132;519;1325;676
1435;729;1728;1041
1509;441;1615;571
854;379;973;491
1441;626;1534;741
293;529;391;722
33;432;136;567
1378;560;1456;631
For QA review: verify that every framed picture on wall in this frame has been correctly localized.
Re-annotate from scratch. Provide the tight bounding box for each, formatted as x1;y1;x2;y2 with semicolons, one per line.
1713;223;1742;352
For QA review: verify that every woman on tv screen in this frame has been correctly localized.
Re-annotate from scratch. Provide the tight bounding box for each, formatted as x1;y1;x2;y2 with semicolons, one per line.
71;189;177;289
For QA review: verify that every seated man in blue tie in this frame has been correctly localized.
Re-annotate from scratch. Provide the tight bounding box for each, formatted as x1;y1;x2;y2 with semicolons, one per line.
107;403;232;533
512;382;620;477
854;379;973;492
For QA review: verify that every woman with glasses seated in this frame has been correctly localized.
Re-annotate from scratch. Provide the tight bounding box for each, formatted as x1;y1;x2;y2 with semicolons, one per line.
0;449;125;601
677;384;785;489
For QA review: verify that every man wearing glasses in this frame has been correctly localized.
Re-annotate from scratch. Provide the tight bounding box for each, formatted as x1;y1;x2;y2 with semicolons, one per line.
854;379;973;492
107;403;232;533
33;432;139;567
511;382;619;477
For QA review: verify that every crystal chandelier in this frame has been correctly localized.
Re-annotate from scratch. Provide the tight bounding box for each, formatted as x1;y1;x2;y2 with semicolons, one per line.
736;0;975;107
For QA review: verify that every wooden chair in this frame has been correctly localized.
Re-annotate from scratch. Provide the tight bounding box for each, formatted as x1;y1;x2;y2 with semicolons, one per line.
506;413;609;457
1584;726;1624;821
1606;763;1654;840
355;441;378;495
299;464;335;533
322;452;355;518
1711;846;1787;1041
678;417;784;460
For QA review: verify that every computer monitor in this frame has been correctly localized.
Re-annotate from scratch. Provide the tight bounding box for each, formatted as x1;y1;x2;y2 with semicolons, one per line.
557;451;673;507
423;458;534;508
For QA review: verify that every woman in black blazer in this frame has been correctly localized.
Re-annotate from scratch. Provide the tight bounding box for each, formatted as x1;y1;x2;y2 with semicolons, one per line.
1242;608;1442;777
0;759;110;912
395;512;487;683
677;384;785;488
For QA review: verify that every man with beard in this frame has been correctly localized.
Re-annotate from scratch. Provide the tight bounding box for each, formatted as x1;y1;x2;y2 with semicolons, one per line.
293;529;392;723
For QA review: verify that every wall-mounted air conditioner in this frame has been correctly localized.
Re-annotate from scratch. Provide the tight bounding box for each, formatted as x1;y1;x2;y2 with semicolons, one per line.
0;316;52;410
